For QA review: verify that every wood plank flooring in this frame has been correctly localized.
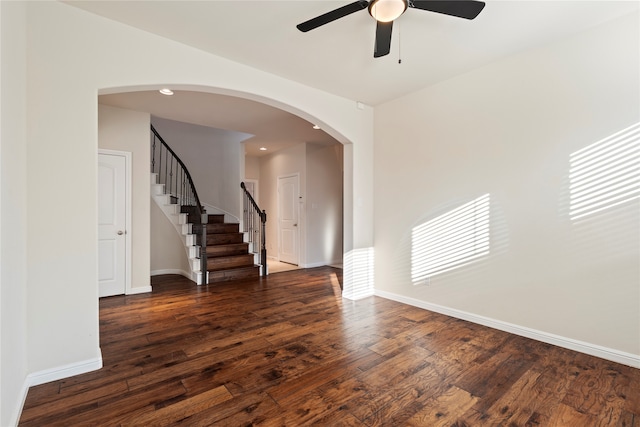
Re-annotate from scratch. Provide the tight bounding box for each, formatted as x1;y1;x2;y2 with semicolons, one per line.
20;267;639;426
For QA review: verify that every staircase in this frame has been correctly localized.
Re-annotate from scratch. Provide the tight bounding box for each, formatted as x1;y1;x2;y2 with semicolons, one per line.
151;175;261;284
204;214;260;282
151;125;262;285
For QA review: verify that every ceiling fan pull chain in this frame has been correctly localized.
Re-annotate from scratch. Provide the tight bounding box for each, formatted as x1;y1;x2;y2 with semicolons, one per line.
398;21;402;64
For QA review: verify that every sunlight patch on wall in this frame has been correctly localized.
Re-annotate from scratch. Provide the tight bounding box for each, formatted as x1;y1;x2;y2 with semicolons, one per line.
411;194;490;284
570;123;640;220
343;247;374;300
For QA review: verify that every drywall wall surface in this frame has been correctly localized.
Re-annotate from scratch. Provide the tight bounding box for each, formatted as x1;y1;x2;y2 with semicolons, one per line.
150;201;190;275
23;0;372;378
98;105;151;291
151;117;246;218
1;2;29;425
245;155;261;181
306;143;344;266
260;143;307;265
374;12;640;358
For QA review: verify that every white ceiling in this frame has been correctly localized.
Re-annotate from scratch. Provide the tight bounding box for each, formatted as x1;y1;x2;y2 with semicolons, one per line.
83;1;638;154
99;91;338;157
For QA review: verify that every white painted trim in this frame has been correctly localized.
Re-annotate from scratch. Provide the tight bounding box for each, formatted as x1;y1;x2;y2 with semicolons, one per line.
243;179;259;204
127;286;152;295
301;261;324;268
151;269;192;281
13;381;31;427
301;260;343;268
26;355;103;387
98;149;132;296
374;289;640;369
14;354;105;426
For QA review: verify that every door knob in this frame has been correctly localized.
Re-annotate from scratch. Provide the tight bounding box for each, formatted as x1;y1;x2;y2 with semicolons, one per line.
117;230;124;235
293;224;298;227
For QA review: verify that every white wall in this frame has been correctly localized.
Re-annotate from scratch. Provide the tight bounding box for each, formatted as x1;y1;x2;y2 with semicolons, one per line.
17;1;372;411
260;143;307;264
374;12;640;364
306;143;343;266
259;142;343;267
244;156;260;181
0;2;29;425
151;117;248;218
150;201;191;276
98;105;151;292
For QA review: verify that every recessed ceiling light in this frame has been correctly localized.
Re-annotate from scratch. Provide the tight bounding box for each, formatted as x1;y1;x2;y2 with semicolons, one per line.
312;125;320;130
159;88;174;96
259;147;267;151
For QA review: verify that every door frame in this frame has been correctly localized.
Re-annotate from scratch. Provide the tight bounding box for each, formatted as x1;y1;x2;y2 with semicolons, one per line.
98;149;132;296
243;179;259;204
277;173;300;265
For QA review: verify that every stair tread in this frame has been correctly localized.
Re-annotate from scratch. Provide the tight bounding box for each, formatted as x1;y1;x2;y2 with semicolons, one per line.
207;253;253;260
208;265;259;271
207;266;260;272
206;243;248;250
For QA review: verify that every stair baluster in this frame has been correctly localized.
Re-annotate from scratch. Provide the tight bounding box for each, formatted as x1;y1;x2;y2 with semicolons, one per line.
241;182;267;276
151;125;208;284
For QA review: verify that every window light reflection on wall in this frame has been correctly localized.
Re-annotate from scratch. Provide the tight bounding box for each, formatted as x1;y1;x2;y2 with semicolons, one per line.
411;194;490;284
569;123;640;220
343;247;375;300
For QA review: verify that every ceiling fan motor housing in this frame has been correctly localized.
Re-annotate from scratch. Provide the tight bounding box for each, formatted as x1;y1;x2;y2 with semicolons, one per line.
369;0;408;22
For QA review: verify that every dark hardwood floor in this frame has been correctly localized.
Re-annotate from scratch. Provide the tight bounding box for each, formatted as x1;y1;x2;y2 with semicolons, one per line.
20;267;639;426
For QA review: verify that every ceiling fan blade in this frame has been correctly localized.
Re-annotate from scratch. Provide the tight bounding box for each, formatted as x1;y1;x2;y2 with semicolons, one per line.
410;1;485;20
374;21;393;58
297;0;369;32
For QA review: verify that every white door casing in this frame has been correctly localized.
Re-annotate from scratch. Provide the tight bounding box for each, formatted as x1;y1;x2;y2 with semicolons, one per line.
243;179;258;204
98;151;130;297
278;174;299;265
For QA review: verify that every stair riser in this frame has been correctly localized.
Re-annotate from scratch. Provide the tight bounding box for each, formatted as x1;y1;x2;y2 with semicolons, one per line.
207;223;239;234
207;214;225;224
207;234;244;245
208;266;260;283
207;255;254;270
207;244;250;257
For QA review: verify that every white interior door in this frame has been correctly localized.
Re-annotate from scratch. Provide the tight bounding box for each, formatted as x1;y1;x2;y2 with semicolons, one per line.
98;153;127;297
278;174;299;265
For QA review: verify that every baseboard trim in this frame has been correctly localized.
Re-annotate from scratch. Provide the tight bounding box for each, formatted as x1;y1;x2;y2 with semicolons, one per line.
13;379;31;427
374;290;640;369
301;260;344;269
26;354;103;388
127;285;152;295
301;261;327;268
16;355;103;425
151;269;191;280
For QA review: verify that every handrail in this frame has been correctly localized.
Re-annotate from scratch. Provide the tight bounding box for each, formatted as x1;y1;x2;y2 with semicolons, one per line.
241;182;267;276
151;125;208;284
241;182;266;223
151;124;204;215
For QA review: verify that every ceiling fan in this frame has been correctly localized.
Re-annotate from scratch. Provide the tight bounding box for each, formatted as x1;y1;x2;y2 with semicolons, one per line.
297;0;486;58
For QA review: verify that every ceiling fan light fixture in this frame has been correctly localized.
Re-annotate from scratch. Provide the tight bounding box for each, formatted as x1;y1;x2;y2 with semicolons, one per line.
368;0;407;22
